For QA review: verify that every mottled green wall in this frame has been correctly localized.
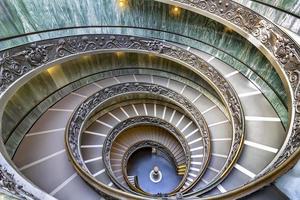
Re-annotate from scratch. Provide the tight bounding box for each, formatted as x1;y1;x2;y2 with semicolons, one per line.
256;0;299;16
234;0;300;34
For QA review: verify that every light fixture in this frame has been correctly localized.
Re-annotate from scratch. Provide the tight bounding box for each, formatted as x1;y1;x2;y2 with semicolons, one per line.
47;65;58;75
82;55;91;60
118;0;128;8
116;51;124;57
170;6;180;16
224;26;233;33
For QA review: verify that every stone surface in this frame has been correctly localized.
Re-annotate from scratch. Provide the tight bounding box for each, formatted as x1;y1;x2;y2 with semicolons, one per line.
234;0;300;34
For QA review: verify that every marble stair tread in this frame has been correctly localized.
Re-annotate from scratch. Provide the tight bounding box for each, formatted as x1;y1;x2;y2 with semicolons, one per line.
192;95;217;113
51;93;84;110
237;146;277;175
212;167;254;192
240;94;282;117
209;123;232;139
20;152;75;194
81;132;106;146
13;129;65;168
28;110;72;133
81;148;103;161
245;121;285;148
210;141;231;156
202;108;228;125
54;175;101;200
97;114;120;127
73;84;100;97
226;75;259;94
94;78;119;88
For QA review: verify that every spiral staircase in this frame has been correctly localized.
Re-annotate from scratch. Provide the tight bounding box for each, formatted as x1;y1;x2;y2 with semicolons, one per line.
0;0;299;200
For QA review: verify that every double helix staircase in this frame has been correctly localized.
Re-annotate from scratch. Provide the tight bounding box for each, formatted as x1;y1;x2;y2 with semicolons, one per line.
0;1;299;199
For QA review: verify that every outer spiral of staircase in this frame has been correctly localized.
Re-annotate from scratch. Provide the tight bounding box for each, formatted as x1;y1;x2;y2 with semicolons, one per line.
0;0;299;200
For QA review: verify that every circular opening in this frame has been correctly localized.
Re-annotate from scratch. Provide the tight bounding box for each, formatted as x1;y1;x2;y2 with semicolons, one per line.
127;147;182;195
149;166;163;183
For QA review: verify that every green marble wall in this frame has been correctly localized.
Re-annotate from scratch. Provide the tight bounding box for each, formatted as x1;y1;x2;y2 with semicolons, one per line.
234;0;300;34
256;0;299;16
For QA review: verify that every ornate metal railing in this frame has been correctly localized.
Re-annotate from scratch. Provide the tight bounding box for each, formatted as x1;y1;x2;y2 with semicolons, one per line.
66;83;210;194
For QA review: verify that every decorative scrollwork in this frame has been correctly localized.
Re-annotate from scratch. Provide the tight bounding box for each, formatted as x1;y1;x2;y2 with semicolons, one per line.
21;43;52;66
56;36;97;57
0;52;30;92
0;164;37;200
250;18;300;171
